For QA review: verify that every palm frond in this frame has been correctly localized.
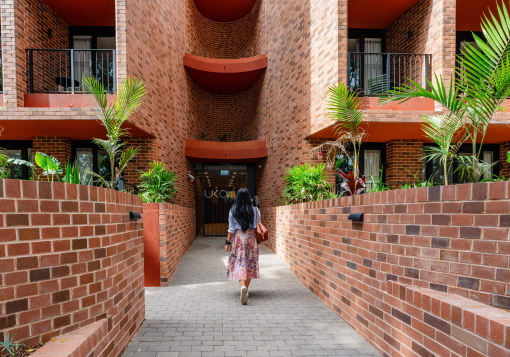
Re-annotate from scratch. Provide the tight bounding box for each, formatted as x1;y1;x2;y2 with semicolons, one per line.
114;78;147;125
118;146;139;174
327;83;364;135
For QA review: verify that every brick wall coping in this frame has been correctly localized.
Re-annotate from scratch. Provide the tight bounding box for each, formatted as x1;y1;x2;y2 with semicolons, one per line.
30;319;107;357
1;178;142;206
387;281;510;355
264;181;508;210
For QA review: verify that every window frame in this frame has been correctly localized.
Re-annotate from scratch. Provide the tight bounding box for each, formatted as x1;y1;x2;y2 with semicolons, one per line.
335;142;386;194
423;143;500;184
0;140;33;179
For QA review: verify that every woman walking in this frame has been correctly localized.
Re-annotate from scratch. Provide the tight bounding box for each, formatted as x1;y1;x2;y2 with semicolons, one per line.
225;188;261;305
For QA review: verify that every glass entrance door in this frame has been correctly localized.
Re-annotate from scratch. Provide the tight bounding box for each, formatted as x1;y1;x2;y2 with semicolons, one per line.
195;164;255;236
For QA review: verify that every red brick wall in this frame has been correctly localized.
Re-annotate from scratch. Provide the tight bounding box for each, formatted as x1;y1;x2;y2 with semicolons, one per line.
125;0;197;207
123;137;159;187
157;203;196;286
32;137;71;178
386;0;456;92
261;181;510;355
386;139;423;188
0;179;145;357
15;0;69;105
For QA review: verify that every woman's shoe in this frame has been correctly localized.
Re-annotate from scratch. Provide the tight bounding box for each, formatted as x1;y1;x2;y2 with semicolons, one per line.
240;286;248;305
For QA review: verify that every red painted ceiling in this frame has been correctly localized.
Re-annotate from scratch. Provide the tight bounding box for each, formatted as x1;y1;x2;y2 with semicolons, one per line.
185;139;268;163
42;0;115;27
183;53;267;93
348;0;420;29
457;0;499;31
193;0;256;22
0;120;150;141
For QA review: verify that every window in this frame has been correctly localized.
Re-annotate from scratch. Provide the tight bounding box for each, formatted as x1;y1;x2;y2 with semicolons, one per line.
348;30;386;95
335;143;385;194
0;141;33;179
424;144;499;184
71;141;111;185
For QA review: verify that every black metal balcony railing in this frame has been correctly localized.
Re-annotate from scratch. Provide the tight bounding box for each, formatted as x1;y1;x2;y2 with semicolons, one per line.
26;49;116;94
348;52;431;96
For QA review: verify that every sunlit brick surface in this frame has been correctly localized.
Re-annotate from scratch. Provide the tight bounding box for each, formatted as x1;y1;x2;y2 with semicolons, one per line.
155;203;196;286
0;179;145;356
262;181;510;356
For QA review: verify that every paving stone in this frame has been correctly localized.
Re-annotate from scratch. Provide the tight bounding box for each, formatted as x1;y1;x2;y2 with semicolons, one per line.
126;236;381;357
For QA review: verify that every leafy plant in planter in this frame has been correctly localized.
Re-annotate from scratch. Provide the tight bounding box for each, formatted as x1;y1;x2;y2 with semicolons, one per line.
311;83;366;195
83;76;146;189
283;163;335;204
0;149;34;179
0;333;24;357
34;152;62;181
139;161;177;203
382;1;510;183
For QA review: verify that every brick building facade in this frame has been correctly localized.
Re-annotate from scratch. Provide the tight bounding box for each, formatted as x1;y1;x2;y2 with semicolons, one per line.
0;0;509;214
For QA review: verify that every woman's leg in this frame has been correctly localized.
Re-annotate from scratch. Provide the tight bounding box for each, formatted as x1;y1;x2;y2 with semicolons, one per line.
239;280;246;287
245;278;252;289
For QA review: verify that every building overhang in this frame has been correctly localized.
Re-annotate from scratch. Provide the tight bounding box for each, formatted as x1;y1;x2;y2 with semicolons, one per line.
308;121;510;144
457;0;498;31
192;0;256;22
185;139;268;163
348;0;420;29
0;119;151;140
42;0;115;27
24;94;116;108
183;53;267;93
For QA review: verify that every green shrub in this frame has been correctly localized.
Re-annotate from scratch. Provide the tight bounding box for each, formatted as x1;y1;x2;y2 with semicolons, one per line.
139;161;177;203
283;163;335;204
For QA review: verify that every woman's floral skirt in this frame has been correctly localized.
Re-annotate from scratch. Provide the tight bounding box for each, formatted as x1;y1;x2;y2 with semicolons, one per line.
227;228;259;280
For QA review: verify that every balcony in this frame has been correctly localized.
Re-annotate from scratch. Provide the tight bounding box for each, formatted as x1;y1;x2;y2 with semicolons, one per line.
347;52;431;96
26;49;116;94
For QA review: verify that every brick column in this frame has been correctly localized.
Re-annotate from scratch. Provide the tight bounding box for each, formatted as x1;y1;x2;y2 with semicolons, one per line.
123;137;159;186
1;0;18;107
428;0;456;110
338;0;348;85
115;0;128;83
500;142;510;178
386;139;423;188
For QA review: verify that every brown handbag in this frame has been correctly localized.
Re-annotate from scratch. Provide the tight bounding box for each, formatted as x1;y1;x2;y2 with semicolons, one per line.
255;208;268;243
257;222;268;243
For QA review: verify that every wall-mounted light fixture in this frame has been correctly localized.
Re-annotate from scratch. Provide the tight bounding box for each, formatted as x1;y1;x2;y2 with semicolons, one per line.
129;211;141;220
47;28;53;39
407;30;414;40
348;213;363;222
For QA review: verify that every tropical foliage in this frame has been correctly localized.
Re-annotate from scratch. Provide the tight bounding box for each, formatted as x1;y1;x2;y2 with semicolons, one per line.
311;83;366;194
283;164;335;204
34;152;62;181
83;76;146;189
0;333;24;357
0;149;34;179
139;161;178;203
421;115;464;185
381;0;510;183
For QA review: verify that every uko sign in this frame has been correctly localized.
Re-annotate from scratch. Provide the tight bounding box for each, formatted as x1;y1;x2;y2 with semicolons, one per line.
204;189;236;199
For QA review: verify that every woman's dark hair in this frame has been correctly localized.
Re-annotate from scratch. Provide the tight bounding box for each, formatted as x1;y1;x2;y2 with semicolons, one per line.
232;188;254;232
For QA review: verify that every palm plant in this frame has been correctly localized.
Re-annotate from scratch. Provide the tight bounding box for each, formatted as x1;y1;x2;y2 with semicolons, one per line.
381;1;510;183
83;76;146;189
311;83;366;194
139;161;178;203
422;114;464;185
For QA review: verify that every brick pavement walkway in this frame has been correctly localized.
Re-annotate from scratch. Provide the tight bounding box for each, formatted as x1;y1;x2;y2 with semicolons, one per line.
124;236;381;357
